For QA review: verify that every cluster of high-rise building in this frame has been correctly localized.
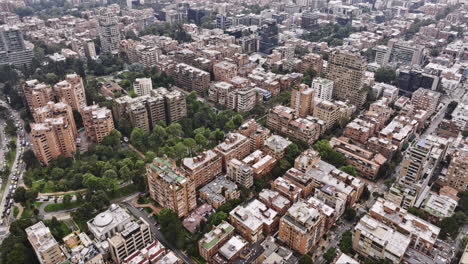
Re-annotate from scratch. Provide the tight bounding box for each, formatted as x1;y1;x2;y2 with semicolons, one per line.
113;87;186;133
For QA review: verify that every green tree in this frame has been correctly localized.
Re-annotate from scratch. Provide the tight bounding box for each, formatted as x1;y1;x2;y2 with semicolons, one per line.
103;129;122;146
344;208;357;221
13;187;26;204
174;142;187;160
339;165;358;176
130;128;145;148
299;254;313;264
323;247;337;263
225;119;236;131
232;114;244;127
339;230;354;254
360;185;370;202
208;211;228;226
375;67;397;84
183;138;197;156
195;133;207;147
63;194;72;204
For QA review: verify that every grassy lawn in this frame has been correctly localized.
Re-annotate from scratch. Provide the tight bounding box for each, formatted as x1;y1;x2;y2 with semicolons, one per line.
58;221;71;236
108;184;139;200
20;207;33;219
34;201;43;207
144;207;153;214
13;206;19;218
31;180;56;193
44;201;83;212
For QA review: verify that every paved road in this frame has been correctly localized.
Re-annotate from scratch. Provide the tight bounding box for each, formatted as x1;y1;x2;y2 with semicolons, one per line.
0;100;28;228
121;201;194;264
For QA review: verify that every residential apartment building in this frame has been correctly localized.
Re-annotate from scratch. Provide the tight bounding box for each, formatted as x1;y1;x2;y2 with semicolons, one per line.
22;80;55;110
173;63;210;96
263;135;292;160
199;176;240;209
312;100;353;131
258;189;291;215
198;221;235;261
238;119;271;152
146;157;197;217
108;219;152;263
83;38;96;58
278;199;325;255
311;78;334;101
325;50;367;107
411;88;441;116
181;150;222;188
353;215;410;263
229;199;279;242
99;10;121;54
445;148;468;192
214;132;250;169
369;198;440;256
271;176;302;202
266;105;322;144
227;158;254;188
123;240;181;264
0;25;33;67
299;53;323;76
33;101;77;138
133;78;153;96
81;105;115;144
213;61;238;82
290;83;315;118
330;137;387;180
399;139;433;186
31;117;76;166
26;222;66;264
53;73;87;112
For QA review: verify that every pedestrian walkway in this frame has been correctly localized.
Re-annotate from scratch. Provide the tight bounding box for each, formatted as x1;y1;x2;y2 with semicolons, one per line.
130;196;161;216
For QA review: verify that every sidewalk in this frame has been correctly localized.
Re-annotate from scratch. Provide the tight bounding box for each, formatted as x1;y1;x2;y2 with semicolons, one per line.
130;196;161;216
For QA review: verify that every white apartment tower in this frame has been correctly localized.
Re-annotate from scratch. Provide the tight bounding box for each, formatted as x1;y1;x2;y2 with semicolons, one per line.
311;77;334;101
133;78;153;96
99;10;121;54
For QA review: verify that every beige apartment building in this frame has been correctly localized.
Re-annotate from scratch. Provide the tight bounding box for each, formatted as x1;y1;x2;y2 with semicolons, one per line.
229;199;279;243
31;117;76;166
238;119;271;152
290;83;315;117
26;221;66;264
213;61;238;82
33;101;77;138
445;148;468;192
173;63;210;96
278;199;325;255
326;50;367;107
198;221;235;262
108;219;153;263
411;88;441;116
54;73;87;112
22;80;55;110
266;105;322;144
227;158;254;188
214;132;250;170
181;150;223;188
146;157;196;217
133;77;153;96
81;105;115;144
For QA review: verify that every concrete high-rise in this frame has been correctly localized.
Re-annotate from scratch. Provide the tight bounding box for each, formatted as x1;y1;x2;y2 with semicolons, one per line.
31;117;77;166
445;148;468;192
326;50;367;108
146;157;197;217
26;222;66;264
99;10;121;54
81;105;115;144
133;78;153;96
82;38;96;58
290;83;315;118
22;80;55;110
54;74;87;112
0;25;33;67
33;101;77;138
311;78;334;101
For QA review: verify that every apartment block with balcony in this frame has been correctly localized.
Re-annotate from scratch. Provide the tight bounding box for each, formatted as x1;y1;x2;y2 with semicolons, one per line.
229;199;279;243
241;150;276;178
22;80;55;110
173;63;210;96
227;158;253;188
54;73;87;112
146;157;196;217
330;137;387;180
411;88;441;116
198;221;235;261
271;176;302;203
199;176;240;209
258;189;291;215
238;119;271;152
353;215;410;264
445;148;468;192
369;198;440;256
213;61;238;82
81;105;115;144
313;99;354;132
290;83;315;118
278;199;325;255
214;132;250;170
133;77;153;96
33;101;77;138
311;77;334;101
181;150;222;188
26;222;66;264
266;105;322;144
108;219;153;263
